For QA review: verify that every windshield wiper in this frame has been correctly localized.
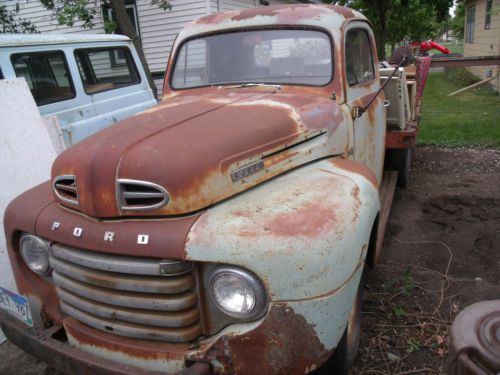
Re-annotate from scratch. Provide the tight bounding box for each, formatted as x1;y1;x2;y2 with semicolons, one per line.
225;83;282;90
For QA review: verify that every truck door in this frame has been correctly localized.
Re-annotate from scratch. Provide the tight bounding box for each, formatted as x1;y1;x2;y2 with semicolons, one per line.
343;22;386;185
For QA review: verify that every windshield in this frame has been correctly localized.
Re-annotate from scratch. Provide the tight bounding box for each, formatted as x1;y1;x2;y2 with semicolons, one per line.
171;29;333;89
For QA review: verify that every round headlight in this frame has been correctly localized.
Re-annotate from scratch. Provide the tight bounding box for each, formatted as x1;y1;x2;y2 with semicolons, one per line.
19;234;51;275
209;267;266;318
211;272;256;315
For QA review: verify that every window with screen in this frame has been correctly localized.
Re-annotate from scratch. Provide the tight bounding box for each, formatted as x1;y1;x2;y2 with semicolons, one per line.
345;28;375;86
74;47;140;94
466;5;476;42
11;51;75;106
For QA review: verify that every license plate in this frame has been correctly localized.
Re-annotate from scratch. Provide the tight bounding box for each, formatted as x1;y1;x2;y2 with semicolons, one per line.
0;287;33;326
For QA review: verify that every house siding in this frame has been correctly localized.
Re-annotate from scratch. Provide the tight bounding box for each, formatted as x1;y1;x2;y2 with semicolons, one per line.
464;0;500;90
4;0;302;94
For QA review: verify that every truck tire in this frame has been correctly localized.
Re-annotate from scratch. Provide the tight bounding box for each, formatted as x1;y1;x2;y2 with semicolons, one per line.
315;279;363;375
385;148;412;188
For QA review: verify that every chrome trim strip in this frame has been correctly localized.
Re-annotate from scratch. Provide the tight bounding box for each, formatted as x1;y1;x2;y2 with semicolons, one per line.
58;288;200;328
116;178;169;212
61;302;202;342
53;272;197;311
53;175;79;206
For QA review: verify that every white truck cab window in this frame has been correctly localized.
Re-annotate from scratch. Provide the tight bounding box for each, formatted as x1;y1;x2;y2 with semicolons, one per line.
11;51;76;106
74;47;140;94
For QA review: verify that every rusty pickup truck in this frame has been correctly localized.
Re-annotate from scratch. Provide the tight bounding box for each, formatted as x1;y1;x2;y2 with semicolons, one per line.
1;4;420;375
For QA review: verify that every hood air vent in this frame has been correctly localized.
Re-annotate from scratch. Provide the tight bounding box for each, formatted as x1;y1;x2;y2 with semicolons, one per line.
117;179;169;212
53;175;79;206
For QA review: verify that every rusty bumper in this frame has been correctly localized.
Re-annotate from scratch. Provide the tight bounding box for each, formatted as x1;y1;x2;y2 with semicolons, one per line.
0;308;211;375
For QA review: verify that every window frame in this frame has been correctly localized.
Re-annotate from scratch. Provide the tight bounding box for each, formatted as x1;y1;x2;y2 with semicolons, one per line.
485;0;492;30
168;26;335;91
10;50;76;106
344;27;376;87
466;5;476;43
104;0;140;66
74;46;141;95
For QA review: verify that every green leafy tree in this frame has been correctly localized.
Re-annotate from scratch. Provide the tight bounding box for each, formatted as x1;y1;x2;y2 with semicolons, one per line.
40;0;172;98
450;0;465;40
1;4;38;33
324;0;452;59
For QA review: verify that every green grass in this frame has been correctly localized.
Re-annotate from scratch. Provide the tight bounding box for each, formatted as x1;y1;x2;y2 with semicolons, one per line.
418;70;500;148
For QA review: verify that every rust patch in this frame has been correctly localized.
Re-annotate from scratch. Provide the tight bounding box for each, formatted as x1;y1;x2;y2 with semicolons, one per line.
330;158;378;189
190;304;330;375
265;201;339;238
191;5;354;25
263;150;299;168
64;318;189;361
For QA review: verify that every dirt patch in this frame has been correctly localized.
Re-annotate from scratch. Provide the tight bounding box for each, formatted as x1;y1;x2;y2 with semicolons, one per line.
1;146;499;374
352;146;500;374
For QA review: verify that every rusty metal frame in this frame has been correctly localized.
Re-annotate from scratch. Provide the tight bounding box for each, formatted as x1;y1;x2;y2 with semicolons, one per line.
0;309;212;375
429;55;500;68
386;123;418;149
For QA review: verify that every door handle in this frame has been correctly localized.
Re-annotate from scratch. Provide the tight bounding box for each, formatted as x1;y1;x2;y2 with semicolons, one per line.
383;99;391;107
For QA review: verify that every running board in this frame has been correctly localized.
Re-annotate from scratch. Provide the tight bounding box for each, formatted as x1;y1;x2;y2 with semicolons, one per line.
374;171;398;265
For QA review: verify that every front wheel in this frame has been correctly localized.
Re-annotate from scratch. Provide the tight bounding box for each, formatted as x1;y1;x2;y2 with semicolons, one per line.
315;279;363;375
385;148;412;188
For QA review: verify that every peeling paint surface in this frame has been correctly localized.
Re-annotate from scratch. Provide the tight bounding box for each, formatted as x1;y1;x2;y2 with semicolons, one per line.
185;158;379;301
185;265;364;374
51;91;348;218
1;5;387;374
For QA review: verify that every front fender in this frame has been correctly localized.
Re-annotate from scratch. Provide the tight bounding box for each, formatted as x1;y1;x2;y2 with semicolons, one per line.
185;157;380;301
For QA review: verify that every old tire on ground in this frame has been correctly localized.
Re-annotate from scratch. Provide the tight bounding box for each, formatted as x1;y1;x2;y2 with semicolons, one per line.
316;279;363;375
385;148;412;188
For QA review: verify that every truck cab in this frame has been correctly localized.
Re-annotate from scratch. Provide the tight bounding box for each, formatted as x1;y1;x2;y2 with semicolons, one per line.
0;34;157;146
1;5;388;375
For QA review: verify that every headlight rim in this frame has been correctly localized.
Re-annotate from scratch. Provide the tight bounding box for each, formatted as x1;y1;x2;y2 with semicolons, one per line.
19;233;52;276
208;265;267;320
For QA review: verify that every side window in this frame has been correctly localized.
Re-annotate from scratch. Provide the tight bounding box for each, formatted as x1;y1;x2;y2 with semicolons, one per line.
345;28;375;86
11;51;75;106
172;40;207;88
74;47;140;94
466;5;476;42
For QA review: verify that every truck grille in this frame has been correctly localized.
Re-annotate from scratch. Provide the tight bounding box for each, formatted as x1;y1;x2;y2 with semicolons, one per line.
50;244;202;342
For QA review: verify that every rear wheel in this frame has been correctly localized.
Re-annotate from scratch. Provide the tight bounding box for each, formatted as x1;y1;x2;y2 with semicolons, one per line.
385;148;412;188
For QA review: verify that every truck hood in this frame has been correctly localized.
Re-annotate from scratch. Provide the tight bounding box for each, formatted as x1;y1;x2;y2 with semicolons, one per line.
52;90;348;217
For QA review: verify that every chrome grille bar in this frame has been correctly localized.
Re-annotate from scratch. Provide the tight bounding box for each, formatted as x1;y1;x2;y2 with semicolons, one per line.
50;256;194;294
61;303;202;342
53;272;197;311
50;244;201;342
58;288;200;328
51;244;192;276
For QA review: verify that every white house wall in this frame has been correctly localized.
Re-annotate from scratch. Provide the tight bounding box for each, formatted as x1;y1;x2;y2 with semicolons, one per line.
2;0;105;34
